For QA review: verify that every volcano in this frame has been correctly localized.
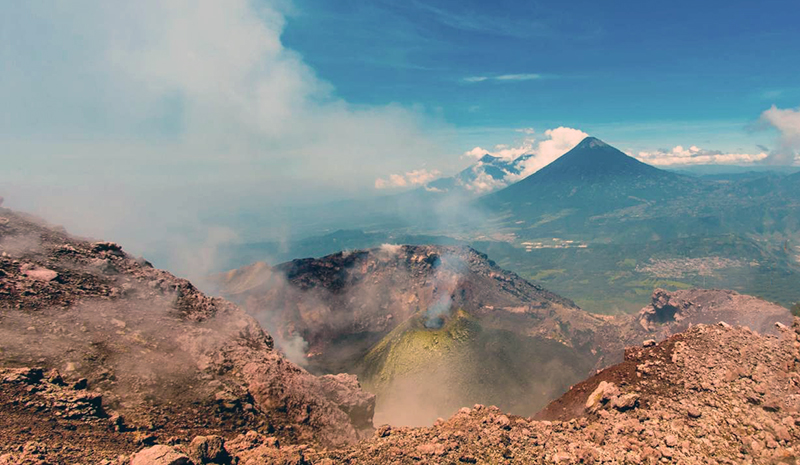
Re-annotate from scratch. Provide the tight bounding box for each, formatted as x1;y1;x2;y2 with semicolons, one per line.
484;136;693;209
478;136;705;240
215;242;792;426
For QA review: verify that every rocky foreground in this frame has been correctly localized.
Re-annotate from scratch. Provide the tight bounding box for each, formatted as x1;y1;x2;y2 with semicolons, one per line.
9;318;798;464
323;320;800;464
0;208;374;463
47;319;798;465
2;206;800;464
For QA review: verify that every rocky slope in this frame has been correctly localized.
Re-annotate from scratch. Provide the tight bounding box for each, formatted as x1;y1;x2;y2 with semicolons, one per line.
0;208;375;463
100;317;800;464
217;246;792;425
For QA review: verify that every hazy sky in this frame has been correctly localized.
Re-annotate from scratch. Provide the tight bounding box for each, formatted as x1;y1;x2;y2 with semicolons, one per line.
1;0;799;275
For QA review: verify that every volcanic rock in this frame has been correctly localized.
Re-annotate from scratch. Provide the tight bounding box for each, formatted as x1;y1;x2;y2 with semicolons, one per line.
0;208;374;463
585;381;618;411
637;288;789;334
131;445;192;465
186;435;230;464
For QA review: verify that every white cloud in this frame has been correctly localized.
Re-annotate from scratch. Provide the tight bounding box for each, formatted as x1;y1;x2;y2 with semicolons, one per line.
375;169;441;189
512;127;589;178
495;73;541;81
463;139;536;161
760;89;784;100
0;0;450;274
463;147;489;159
379;243;403;256
406;169;442;185
462;74;542;83
381;127;586;194
759;105;800;165
464;127;588;166
1;0;447;190
458;126;589;192
633;145;769;166
460;170;508;194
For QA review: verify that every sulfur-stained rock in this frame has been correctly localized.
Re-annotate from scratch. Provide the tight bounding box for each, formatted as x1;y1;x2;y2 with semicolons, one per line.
585;381;619;411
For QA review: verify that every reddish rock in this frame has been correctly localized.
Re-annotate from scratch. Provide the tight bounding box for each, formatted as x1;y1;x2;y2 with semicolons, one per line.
131;445;192;465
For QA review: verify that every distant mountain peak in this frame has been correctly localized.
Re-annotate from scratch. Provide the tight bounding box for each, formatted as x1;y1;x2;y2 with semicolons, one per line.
483;136;690;209
425;152;523;194
549;136;649;173
575;136;609;149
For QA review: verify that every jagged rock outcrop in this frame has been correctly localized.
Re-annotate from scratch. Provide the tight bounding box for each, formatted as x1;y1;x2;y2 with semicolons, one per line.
319;373;377;431
586;287;793;370
185;435;230;464
637;288;791;334
639;288;692;327
0;208;375;463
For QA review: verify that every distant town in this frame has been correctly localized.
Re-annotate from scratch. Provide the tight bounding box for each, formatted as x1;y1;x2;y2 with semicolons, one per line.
522;238;589;251
635;256;754;278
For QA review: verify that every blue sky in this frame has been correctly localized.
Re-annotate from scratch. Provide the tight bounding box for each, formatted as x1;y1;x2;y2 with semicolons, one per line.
281;0;800;153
